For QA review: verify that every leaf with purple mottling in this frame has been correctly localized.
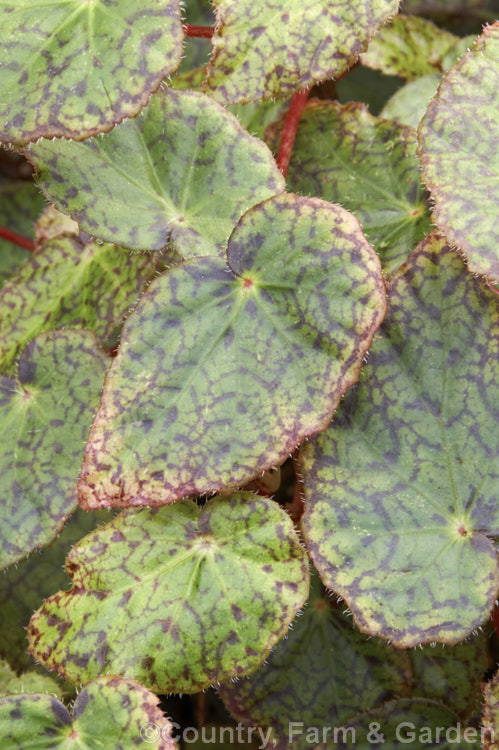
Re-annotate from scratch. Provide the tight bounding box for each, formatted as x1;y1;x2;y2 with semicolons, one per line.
302;232;499;647
0;0;183;145
204;0;400;104
28;494;309;693
26;88;285;258
419;23;499;280
0;676;177;749
219;572;411;750
78;193;385;509
0;231;157;374
0;331;108;570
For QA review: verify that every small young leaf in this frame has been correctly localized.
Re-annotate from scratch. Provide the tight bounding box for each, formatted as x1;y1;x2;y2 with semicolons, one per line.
276;101;431;275
78;193;385;509
0;676;177;749
25;88;285;257
301;232;499;647
419;23;499;280
0;0;183;145
362;16;470;80
28;494;309;693
219;573;411;750
204;0;400;104
0;331;108;570
0;232;157;373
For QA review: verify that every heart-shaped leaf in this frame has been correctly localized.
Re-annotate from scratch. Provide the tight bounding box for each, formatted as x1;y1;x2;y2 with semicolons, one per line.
0;676;177;749
418;23;499;280
275;100;431;275
0;0;183;145
362;15;472;80
219;572;411;750
78;193;385;509
301;232;499;647
0;331;108;570
25;88;285;257
28;493;309;693
0;232;157;374
204;0;400;104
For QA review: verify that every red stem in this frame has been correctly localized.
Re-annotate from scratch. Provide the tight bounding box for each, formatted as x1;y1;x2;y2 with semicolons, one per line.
183;24;214;38
276;88;310;178
0;224;35;251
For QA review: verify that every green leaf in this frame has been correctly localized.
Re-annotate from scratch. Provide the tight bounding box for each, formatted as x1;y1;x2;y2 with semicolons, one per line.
0;0;183;145
0;330;108;570
0;178;45;284
204;0;400;104
418;23;499;280
28;493;309;693
78;193;385;509
0;676;177;749
0;660;63;700
381;73;443;128
326;699;479;749
278;100;431;275
219;572;412;750
362;15;470;80
0;507;113;672
26;88;285;257
409;634;490;719
0;232;157;374
301;232;499;647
